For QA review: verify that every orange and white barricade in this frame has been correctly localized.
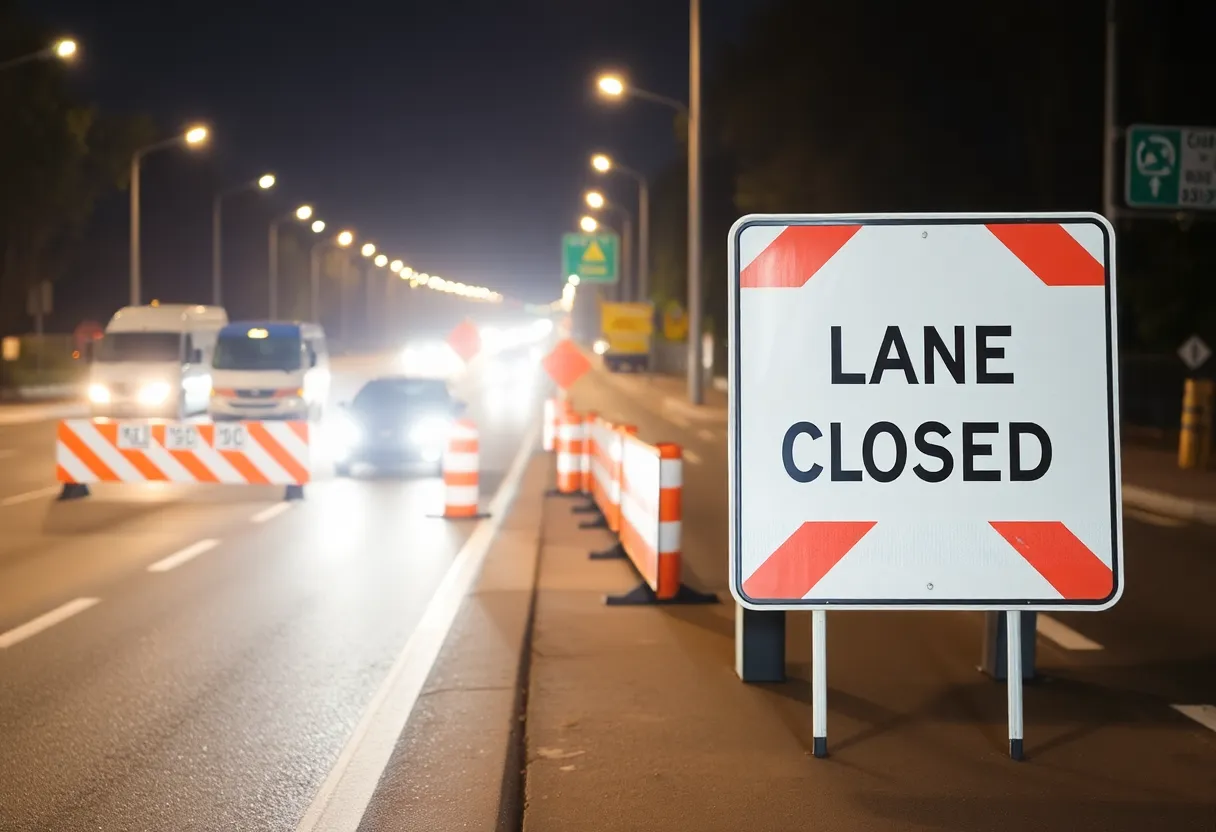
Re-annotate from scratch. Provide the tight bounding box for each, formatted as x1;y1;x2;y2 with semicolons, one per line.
438;418;486;519
579;410;595;493
542;398;558;452
599;435;716;605
55;419;311;501
552;411;584;495
581;416;635;532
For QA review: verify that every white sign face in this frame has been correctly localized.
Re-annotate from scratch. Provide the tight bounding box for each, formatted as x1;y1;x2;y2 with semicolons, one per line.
727;213;1122;611
1178;335;1211;371
116;422;151;450
214;423;248;452
164;423;202;451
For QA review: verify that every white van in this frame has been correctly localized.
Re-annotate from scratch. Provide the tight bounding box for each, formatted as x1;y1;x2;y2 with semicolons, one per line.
208;322;330;421
88;303;227;418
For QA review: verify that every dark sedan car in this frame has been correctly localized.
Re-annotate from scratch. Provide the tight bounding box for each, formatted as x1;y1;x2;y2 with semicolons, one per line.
330;376;465;476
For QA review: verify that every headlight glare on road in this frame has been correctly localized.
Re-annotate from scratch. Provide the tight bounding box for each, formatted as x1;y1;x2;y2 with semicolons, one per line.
593;339;610;356
409;417;451;448
88;383;111;404
137;382;171;406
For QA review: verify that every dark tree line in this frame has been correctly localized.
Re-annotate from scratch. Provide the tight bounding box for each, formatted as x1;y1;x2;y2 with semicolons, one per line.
645;0;1216;355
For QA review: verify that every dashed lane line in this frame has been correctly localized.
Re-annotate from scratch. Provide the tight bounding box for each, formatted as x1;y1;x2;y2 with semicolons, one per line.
147;539;220;573
0;598;100;649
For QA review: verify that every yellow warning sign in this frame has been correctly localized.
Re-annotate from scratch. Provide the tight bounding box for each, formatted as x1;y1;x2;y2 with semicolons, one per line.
583;241;606;262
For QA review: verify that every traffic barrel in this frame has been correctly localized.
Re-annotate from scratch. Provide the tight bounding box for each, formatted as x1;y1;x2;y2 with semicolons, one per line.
554;411;584;495
440;418;485;518
580;410;596;493
542;397;561;452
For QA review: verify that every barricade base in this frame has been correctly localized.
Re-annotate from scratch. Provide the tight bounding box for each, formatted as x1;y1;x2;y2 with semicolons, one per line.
1010;738;1025;762
578;515;609;530
544;488;581;498
58;483;90;501
813;737;828;759
571;502;599;514
284;484;305;501
589;543;627;560
604;581;719;606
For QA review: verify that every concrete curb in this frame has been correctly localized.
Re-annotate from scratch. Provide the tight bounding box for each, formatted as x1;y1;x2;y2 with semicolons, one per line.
1122;483;1216;525
354;452;548;831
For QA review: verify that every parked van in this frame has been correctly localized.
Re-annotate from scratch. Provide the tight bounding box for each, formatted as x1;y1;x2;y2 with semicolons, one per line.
208;322;330;421
88;303;227;418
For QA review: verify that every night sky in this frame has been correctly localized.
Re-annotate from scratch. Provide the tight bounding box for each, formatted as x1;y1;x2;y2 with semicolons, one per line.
32;0;759;323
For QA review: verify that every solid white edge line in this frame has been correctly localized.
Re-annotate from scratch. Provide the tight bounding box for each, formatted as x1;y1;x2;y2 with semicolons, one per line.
697;428;715;442
0;485;62;507
684;449;703;465
0;597;100;649
1036;614;1104;651
666;412;691;429
295;420;540;832
147;539;220;573
252;503;294;524
1172;704;1216;733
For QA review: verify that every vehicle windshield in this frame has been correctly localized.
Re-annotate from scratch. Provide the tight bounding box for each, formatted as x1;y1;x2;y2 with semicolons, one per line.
94;332;182;363
213;333;301;371
353;378;450;410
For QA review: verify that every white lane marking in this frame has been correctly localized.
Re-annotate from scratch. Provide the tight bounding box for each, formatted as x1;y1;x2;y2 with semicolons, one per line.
296;421;540;832
1124;507;1186;528
684;449;703;465
147;539;220;573
0;597;100;649
252;503;293;524
697;428;715;442
666;412;690;429
1036;615;1103;651
0;485;61;508
1172;704;1216;734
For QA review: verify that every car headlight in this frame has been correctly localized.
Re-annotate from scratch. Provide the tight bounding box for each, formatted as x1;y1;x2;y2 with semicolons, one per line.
88;383;111;404
593;339;610;355
409;416;451;447
137;382;171;406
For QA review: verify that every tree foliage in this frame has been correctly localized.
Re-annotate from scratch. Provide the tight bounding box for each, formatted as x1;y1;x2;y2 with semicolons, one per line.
0;2;156;333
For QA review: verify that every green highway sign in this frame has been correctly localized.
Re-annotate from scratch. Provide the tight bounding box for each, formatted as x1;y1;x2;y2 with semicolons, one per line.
562;232;619;284
1126;124;1216;210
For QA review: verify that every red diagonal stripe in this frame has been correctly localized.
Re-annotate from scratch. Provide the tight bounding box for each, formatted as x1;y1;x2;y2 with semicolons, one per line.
989;521;1113;600
740;224;861;288
742;521;876;600
985;223;1104;286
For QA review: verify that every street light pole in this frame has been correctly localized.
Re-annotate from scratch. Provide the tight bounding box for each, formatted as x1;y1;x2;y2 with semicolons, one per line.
1102;0;1119;225
130;154;141;307
212;195;223;307
268;220;280;318
687;0;704;405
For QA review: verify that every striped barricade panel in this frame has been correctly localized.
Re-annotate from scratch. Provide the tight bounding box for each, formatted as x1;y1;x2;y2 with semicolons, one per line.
618;434;683;600
588;417;614;518
56;420;310;485
555;412;584;494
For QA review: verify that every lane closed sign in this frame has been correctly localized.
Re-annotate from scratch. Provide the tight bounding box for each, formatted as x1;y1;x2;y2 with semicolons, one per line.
727;213;1122;611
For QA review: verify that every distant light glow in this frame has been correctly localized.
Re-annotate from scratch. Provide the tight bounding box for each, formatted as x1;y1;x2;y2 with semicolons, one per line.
258;174;276;189
337;230;354;246
374;253;388;267
55;39;77;59
247;328;269;339
185;125;209;145
591;154;611;172
390;259;403;273
361;243;376;257
295;204;313;220
311;220;326;233
579;216;598;232
585;191;605;209
597;75;625;97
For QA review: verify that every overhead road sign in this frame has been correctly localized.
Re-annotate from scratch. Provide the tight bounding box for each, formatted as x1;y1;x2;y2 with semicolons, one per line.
1126;124;1216;210
563;232;619;284
728;213;1122;612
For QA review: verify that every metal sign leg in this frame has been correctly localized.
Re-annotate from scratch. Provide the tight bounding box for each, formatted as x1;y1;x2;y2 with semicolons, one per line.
812;609;827;758
1006;610;1025;761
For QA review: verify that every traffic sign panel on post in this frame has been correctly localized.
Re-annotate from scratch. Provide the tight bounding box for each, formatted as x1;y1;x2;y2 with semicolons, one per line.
447;319;481;363
728;213;1123;612
562;232;619;284
1126;124;1216;210
542;338;592;390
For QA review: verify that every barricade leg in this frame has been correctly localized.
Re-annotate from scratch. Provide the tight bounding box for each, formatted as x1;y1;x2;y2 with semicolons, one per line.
284;484;305;501
812;610;828;758
58;483;90;501
736;606;786;683
1006;611;1025;761
980;611;1037;681
589;542;626;560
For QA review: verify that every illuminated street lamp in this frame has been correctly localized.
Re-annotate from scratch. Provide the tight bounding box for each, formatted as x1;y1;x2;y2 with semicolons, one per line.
585;190;605;209
310;228;355;323
374;253;388;268
579;215;598;233
0;38;79;71
591;153;650;302
567;274;581;286
390;260;403;273
129;124;210;306
595;0;702;404
361;243;376;258
269;204;314;318
212;171;276;306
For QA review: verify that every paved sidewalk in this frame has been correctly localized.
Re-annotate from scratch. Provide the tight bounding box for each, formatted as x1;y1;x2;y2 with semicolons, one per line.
522;497;1216;832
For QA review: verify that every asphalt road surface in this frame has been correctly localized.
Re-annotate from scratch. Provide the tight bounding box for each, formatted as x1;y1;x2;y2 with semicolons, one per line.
0;351;543;831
